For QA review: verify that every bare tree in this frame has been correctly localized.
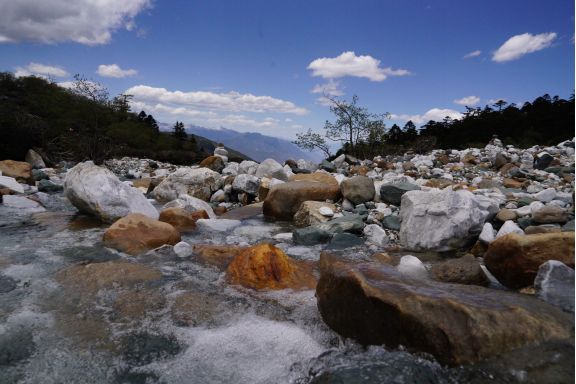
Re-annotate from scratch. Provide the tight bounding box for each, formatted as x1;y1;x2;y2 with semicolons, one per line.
293;129;332;158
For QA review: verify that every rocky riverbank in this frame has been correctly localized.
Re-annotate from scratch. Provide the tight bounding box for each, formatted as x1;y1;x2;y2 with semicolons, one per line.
0;141;574;383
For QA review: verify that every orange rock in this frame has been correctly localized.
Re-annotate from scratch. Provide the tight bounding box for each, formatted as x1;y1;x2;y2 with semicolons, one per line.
0;160;32;184
288;172;339;186
199;156;225;172
103;213;181;255
226;243;316;290
159;207;208;231
502;178;524;189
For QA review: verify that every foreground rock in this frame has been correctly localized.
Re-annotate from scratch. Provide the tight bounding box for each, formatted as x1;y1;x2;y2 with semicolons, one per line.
316;254;573;366
64;162;158;222
535;260;575;313
263;175;340;221
484;232;575;289
400;189;498;251
103;213;181;255
226;243;316;290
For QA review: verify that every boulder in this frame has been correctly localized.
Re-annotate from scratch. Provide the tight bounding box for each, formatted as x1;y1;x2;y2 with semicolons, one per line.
162;194;216;218
226;243;316;290
534;260;574;312
379;182;420;205
0;160;32;184
263;179;340;221
214;145;229;158
362;224;389;247
340;176;375;205
152;167;222;202
232;174;260;195
430;254;489;286
199;156;225;173
64;162;158;223
397;255;428;279
0;175;24;194
316;254;573;366
532;205;569;224
103;213;181;255
159;208;209;232
24;149;46;169
238;160;258;175
293;201;337;227
255;158;287;181
484;232;575;289
399;189;498;252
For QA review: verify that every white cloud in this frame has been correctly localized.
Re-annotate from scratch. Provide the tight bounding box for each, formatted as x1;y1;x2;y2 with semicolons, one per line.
97;64;138;78
307;51;410;82
492;32;557;62
0;0;151;45
454;95;480;106
126;85;308;115
391;108;463;125
463;50;481;59
15;62;68;78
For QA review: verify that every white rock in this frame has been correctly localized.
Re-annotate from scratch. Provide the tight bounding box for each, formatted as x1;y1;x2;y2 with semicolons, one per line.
318;206;334;217
64;162;158;222
0;175;24;194
232;174;260;195
535;260;574;312
273;232;293;241
363;224;389;247
399;189;498;251
210;189;227;203
296;159;318;172
2;195;45;212
397;255;428;280
214;146;229;157
332;154;346;167
152;167;222;202
163;194;216;218
479;222;495;244
534;188;557;203
173;241;193;258
496;220;524;238
196;218;241;232
222;162;239;176
154;168;169;177
238;160;259;175
255;159;287;181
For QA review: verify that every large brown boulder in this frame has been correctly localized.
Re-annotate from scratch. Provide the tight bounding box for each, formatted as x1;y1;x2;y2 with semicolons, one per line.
340;176;375;205
263;175;340;221
103;213;181;255
484;232;575;289
316;253;573;366
226;243;316;290
159;207;209;232
0;160;32;184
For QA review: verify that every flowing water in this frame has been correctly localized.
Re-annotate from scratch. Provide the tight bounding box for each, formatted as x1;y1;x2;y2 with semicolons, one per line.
0;192;572;384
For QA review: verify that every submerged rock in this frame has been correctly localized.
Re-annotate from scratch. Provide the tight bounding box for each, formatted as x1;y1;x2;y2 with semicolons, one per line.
430;254;489;286
226;243;316;290
316;253;573;366
103;213;181;255
484;232;575;289
399;188;497;252
64;162;158;222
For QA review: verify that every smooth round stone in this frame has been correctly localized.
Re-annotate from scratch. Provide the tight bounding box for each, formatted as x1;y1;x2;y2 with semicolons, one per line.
319;206;334;217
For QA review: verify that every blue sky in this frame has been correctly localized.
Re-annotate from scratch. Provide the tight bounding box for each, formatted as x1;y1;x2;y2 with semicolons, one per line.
0;0;574;141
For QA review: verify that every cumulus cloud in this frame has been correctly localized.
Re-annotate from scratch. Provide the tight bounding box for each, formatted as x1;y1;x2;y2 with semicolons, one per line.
15;62;68;78
463;50;481;59
126;85;308;115
97;64;138;78
453;95;480;106
391;108;463;125
307;51;410;82
0;0;151;45
492;32;557;62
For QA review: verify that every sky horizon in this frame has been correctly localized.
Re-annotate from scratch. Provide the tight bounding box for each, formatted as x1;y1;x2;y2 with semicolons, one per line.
1;0;574;141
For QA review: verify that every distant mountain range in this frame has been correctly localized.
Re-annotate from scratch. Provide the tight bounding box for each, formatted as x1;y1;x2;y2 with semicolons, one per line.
185;126;323;163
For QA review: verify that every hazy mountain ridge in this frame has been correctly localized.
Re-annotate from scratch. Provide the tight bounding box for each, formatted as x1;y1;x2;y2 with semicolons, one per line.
184;126;323;163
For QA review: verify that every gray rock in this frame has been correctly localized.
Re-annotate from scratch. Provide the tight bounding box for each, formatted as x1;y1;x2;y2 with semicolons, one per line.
293;226;332;245
152;167;223;202
38;179;63;193
379;182;420;205
0;175;24;194
535;260;574;313
382;215;401;231
255;158;287;181
232;174;260;196
24;149;46;169
316;214;365;235
399;189;498;252
325;233;365;250
341;176;375;205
